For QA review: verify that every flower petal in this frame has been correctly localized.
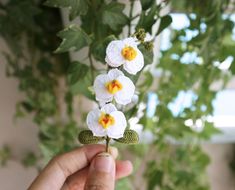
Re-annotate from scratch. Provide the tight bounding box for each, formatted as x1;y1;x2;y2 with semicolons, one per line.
123;48;144;75
98;100;107;107
101;103;117;114
86;109;107;137
114;75;135;105
107;69;124;80
94;74;113;102
107;111;127;138
106;40;125;67
123;37;138;48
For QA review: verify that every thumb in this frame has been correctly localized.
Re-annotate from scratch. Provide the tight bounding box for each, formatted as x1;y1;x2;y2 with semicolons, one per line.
84;152;115;190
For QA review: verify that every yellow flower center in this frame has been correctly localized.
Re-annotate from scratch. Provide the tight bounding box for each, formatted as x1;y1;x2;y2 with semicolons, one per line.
106;80;123;94
98;113;115;129
121;46;137;61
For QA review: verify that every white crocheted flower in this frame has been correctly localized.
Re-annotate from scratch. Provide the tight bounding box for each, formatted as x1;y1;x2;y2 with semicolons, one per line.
94;69;135;105
105;37;144;75
86;103;127;138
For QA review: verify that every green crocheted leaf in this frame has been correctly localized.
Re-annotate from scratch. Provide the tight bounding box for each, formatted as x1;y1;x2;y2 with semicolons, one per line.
78;130;105;144
114;130;139;144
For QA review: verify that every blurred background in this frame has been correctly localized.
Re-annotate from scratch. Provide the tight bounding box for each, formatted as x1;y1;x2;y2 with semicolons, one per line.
0;0;235;189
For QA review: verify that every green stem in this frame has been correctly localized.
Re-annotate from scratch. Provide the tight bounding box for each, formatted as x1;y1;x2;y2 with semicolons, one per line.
131;13;140;22
88;49;95;83
128;0;134;36
105;136;111;153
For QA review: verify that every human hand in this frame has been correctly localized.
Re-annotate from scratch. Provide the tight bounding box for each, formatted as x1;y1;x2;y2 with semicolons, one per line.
28;144;133;190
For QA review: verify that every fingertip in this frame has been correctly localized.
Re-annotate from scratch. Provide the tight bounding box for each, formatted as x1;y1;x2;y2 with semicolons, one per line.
109;146;119;159
124;160;133;174
116;160;133;179
92;152;115;173
82;144;106;160
85;152;116;190
121;160;133;175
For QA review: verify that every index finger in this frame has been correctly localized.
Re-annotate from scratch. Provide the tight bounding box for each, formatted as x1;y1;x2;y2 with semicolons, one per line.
28;145;118;190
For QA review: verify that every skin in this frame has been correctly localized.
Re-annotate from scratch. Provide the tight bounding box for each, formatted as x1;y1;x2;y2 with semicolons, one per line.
28;144;133;190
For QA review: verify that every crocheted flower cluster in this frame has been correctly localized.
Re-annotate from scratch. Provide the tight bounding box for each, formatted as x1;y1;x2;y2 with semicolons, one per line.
86;37;144;139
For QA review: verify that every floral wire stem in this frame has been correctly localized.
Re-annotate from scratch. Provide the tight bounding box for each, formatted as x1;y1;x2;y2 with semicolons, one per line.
105;136;111;153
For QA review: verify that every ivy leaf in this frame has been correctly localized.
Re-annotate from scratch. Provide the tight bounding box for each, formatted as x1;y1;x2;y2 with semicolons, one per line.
129;45;154;84
0;0;40;55
78;130;105;144
67;61;89;85
145;162;164;190
0;146;11;166
229;60;235;75
91;35;117;62
102;2;128;31
156;15;172;36
69;71;95;101
136;4;160;34
147;169;164;190
140;0;156;11
44;0;88;21
55;25;91;53
139;44;154;65
114;130;139;144
22;152;37;168
138;71;154;90
199;122;221;140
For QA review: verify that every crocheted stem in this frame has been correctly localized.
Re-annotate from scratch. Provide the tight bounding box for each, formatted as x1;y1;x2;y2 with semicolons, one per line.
105;136;111;153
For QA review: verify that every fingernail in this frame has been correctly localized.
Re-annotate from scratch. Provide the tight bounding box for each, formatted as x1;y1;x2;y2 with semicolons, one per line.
93;153;114;173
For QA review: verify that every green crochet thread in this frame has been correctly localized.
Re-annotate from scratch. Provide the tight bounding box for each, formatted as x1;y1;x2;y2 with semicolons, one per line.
114;130;139;144
78;130;105;144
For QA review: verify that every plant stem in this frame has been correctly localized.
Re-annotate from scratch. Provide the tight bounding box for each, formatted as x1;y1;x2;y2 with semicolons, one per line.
128;0;135;36
88;49;95;83
105;136;111;153
131;13;140;21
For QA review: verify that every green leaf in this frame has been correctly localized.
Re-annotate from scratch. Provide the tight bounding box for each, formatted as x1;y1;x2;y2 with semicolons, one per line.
199;122;221;139
140;0;156;11
148;170;163;189
139;44;154;65
102;2;128;31
44;0;70;7
230;60;235;75
156;15;172;36
0;145;11;166
20;101;34;113
136;4;160;34
44;0;88;20
145;162;164;190
114;130;139;144
78;130;105;144
116;178;132;190
69;71;95;101
22;152;37;168
37;58;53;74
91;35;117;62
55;25;91;53
39;141;60;163
67;61;89;85
138;71;154;90
0;0;40;55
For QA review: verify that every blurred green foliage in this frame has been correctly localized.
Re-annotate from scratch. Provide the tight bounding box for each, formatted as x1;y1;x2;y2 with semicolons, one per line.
0;145;11;166
0;0;235;189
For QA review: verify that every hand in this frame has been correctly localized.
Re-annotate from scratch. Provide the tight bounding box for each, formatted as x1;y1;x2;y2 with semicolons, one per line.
28;144;133;190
